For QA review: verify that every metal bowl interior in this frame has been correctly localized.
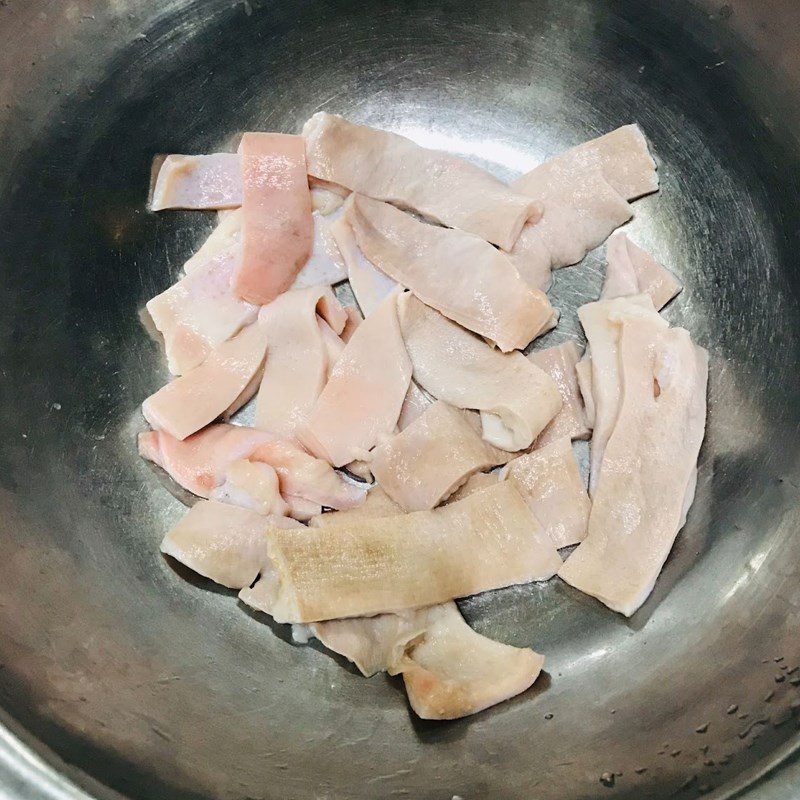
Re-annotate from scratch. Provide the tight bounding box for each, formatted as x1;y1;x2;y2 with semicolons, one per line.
0;1;799;798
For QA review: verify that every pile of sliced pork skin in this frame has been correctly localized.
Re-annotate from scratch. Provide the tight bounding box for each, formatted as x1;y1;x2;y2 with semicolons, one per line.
140;113;708;721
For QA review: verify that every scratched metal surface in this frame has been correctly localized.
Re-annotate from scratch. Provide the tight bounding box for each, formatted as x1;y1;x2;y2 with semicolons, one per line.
0;1;799;799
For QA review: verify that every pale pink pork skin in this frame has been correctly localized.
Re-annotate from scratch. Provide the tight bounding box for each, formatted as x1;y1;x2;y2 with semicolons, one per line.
302;112;541;251
397;293;562;452
508;125;659;291
329;214;398;318
146;247;257;376
527;341;591;447
240;482;562;624
138;423;365;514
558;320;708;616
369;401;509;512
345;194;555;352
235;133;313;305
601;231;682;310
142;321;270;441
505;437;592;549
254;286;347;438
299;291;412;467
150;153;242;211
578;295;666;494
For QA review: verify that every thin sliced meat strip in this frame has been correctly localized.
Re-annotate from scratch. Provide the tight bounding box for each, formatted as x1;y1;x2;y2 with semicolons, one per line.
302;112;540;250
394;602;544;720
515;124;658;207
240;482;561;623
558;321;708;616
254;287;347;438
138;423;365;512
527;341;591;447
150;153;242;211
506;437;591;549
508;125;658;290
299;291;412;467
150;154;350;220
582;123;660;199
142;321;269;441
328;219;431;431
601;232;682;310
579;295;666;493
398;293;561;451
509;168;632;289
184;209;345;290
370;401;508;512
146;247;257;375
346;194;555;351
236;133;313;304
160;500;302;589
329;215;398;318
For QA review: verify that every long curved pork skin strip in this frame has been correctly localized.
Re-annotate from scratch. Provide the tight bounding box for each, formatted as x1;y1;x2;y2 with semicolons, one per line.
397;293;561;451
579;295;666;493
558;321;708;616
329;215;398;318
329;217;432;430
346;194;555;352
302;112;540;250
508;125;659;290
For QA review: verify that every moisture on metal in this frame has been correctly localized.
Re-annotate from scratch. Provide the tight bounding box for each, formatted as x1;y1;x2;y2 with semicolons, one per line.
599;772;615;788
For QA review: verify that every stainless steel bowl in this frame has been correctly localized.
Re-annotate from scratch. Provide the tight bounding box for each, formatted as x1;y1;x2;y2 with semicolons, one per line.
1;1;799;798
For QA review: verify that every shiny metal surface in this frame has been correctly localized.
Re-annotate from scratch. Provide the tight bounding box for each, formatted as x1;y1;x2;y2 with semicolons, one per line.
0;1;799;798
